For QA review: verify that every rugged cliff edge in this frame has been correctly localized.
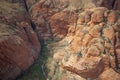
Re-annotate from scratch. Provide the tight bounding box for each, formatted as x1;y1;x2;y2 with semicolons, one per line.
1;0;120;80
29;1;120;79
30;0;120;40
0;0;40;80
48;7;120;80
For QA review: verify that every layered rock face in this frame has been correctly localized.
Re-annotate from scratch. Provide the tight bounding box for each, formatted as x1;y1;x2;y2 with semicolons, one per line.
30;0;106;39
29;1;120;79
30;0;120;40
0;0;120;80
30;0;77;39
48;7;120;80
0;0;40;80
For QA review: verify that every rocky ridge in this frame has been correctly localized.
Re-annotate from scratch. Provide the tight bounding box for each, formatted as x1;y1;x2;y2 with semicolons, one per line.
48;7;120;80
30;0;120;40
0;0;120;80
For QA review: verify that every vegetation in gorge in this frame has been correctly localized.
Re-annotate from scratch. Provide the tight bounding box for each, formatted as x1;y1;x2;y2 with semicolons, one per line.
16;39;59;80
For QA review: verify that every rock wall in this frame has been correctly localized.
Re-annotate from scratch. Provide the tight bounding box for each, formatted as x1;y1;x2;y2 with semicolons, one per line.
114;0;120;10
30;0;77;39
30;0;120;40
0;0;40;80
0;0;120;80
48;7;120;80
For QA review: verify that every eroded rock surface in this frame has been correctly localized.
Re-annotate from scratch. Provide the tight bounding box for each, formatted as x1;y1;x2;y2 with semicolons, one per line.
30;0;77;39
48;7;120;80
0;1;40;80
30;0;120;40
1;0;120;80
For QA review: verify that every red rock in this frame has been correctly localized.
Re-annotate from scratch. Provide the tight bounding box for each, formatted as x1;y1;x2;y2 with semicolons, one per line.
21;0;120;79
0;1;40;79
0;24;40;80
103;26;115;43
77;15;85;25
107;11;118;24
48;7;120;80
89;25;103;38
116;49;120;64
49;11;77;38
114;0;120;10
99;68;120;80
82;34;93;47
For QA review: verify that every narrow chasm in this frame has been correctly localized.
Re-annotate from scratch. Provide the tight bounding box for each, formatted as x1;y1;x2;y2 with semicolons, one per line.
16;39;59;80
0;0;120;80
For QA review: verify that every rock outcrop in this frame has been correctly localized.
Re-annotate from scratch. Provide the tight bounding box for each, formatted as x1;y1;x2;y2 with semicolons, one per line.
48;7;120;80
30;0;120;40
30;0;77;39
0;0;40;80
29;1;120;79
1;0;120;80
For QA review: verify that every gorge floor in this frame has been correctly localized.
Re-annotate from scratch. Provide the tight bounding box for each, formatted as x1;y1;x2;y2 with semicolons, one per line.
16;39;58;80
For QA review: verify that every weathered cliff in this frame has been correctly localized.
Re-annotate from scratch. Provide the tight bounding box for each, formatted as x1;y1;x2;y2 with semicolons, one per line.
0;0;40;80
30;0;120;40
28;1;120;79
1;0;120;80
48;7;120;80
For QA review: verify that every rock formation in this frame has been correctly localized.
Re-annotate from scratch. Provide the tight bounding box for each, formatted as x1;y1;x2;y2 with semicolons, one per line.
48;7;120;80
30;0;120;40
28;0;120;79
0;0;120;80
0;0;40;80
30;0;77;39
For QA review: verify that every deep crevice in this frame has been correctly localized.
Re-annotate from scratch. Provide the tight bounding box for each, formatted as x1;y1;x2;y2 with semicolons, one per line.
114;35;119;69
112;0;116;9
22;0;36;31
